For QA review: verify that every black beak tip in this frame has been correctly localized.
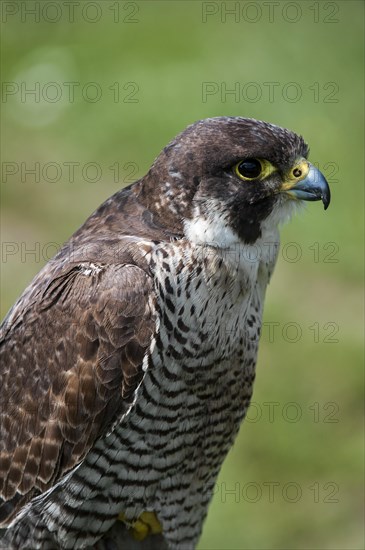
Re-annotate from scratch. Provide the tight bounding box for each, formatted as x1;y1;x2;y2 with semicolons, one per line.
322;187;331;210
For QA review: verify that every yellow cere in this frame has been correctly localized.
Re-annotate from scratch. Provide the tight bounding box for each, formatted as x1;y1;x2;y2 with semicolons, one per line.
281;158;310;191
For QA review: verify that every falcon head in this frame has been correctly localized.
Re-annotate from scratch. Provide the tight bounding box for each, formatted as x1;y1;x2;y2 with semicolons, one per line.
140;116;330;246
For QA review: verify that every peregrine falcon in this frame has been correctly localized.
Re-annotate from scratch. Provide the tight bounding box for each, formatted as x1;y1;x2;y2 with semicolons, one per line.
0;117;330;549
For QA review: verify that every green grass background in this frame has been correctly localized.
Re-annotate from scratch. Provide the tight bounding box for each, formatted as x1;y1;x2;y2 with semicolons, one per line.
1;1;364;548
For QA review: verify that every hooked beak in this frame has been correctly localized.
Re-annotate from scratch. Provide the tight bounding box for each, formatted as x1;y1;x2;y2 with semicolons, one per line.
282;161;331;210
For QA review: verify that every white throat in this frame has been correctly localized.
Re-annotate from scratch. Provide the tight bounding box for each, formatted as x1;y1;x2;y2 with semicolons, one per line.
183;197;300;284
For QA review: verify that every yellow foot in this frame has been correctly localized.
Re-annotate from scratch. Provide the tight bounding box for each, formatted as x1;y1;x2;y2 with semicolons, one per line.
118;511;163;541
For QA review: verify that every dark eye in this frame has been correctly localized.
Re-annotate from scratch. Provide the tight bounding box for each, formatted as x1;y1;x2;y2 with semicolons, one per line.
235;158;262;180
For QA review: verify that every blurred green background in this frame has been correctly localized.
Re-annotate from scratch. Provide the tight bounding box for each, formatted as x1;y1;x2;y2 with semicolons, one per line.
1;1;364;548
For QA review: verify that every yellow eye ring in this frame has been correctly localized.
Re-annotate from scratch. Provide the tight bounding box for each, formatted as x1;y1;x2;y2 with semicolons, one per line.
235;158;262;180
235;158;276;181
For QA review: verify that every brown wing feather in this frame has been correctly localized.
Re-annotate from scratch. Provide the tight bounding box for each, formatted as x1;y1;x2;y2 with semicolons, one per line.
0;261;156;526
